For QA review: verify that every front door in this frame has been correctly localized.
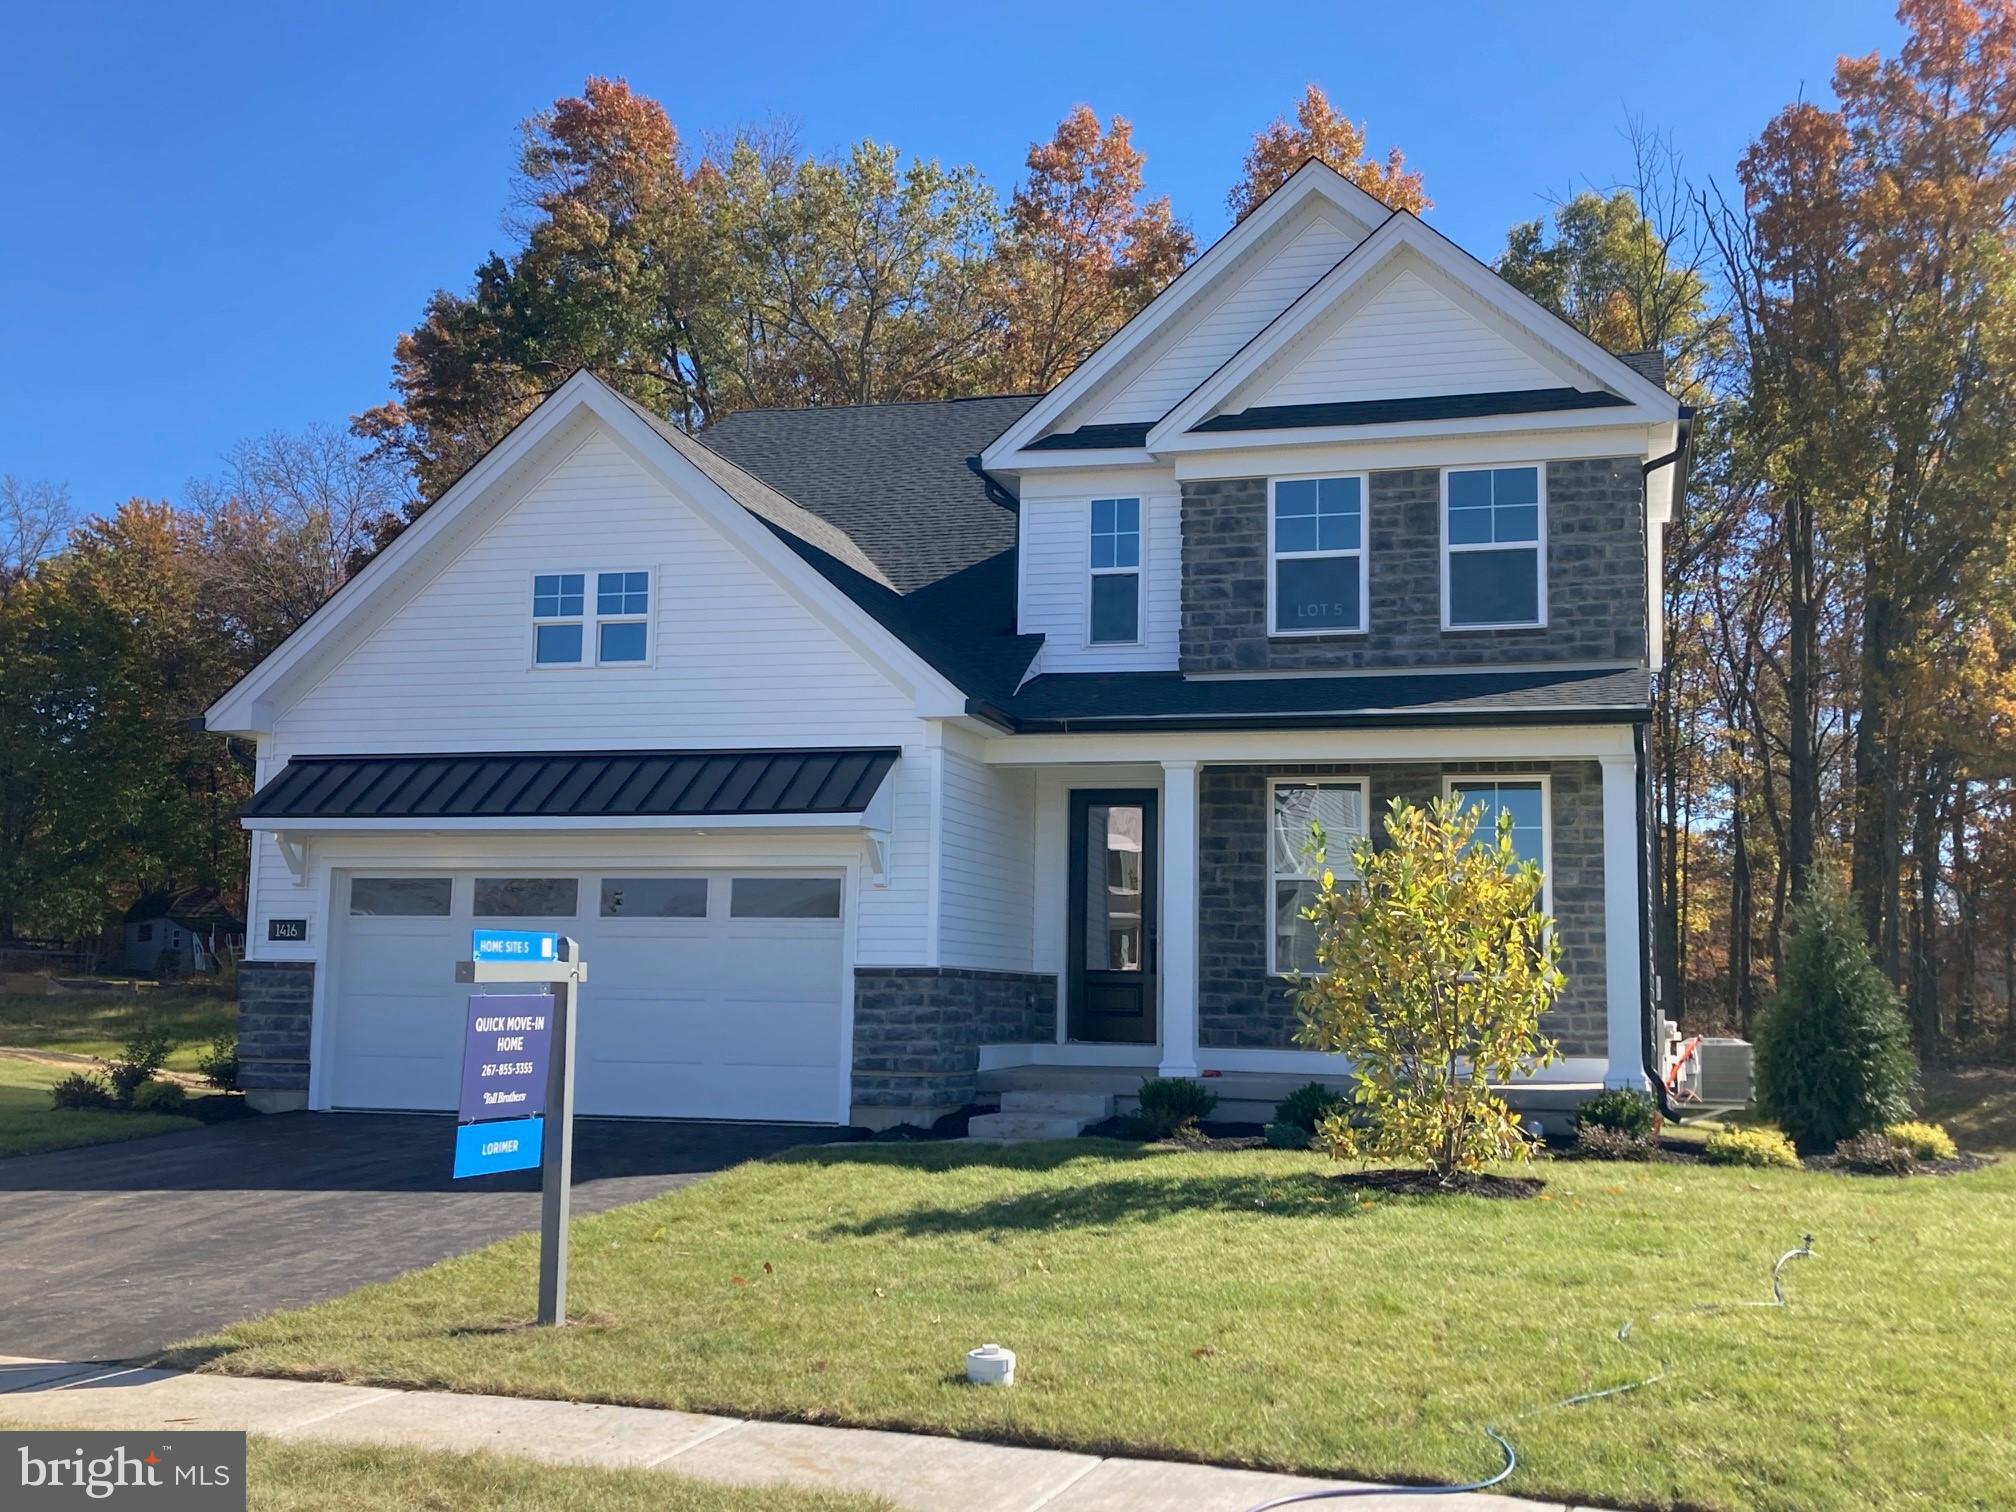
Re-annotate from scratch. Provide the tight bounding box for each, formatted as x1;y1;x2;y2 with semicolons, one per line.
1068;789;1158;1044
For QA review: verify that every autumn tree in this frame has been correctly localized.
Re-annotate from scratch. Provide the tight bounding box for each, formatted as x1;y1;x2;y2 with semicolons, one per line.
1228;83;1428;219
982;106;1194;391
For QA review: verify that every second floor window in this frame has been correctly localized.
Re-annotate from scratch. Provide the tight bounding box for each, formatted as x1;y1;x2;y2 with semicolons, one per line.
1089;497;1141;644
1271;475;1366;634
533;569;651;666
1444;465;1544;629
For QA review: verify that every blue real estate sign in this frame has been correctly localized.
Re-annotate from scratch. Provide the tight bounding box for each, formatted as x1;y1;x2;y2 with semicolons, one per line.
471;928;561;965
452;993;553;1178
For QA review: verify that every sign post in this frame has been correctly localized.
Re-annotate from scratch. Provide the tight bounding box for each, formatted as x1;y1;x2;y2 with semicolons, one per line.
452;931;585;1326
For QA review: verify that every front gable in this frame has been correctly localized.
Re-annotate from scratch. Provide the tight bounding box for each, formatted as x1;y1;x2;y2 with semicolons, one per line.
268;423;922;754
208;374;969;739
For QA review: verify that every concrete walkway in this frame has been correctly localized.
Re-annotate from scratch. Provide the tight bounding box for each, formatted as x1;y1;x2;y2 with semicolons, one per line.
0;1356;1572;1511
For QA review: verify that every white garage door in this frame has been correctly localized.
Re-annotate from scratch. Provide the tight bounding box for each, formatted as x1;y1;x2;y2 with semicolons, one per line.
327;870;845;1122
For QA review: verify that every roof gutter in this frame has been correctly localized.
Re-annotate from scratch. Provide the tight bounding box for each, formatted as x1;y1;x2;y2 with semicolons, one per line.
1643;403;1696;522
971;704;1652;736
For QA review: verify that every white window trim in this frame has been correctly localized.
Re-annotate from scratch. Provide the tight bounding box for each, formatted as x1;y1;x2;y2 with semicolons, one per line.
1440;462;1548;632
1267;777;1369;976
528;566;656;669
1268;472;1370;637
1086;497;1144;648
1443;772;1553;914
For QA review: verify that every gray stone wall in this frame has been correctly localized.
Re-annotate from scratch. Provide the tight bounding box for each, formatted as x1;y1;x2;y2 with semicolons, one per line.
238;960;314;1111
1179;460;1647;672
851;967;1057;1117
1197;762;1608;1056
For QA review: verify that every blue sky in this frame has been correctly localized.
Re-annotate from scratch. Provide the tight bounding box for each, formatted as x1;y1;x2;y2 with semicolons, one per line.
1;0;1902;515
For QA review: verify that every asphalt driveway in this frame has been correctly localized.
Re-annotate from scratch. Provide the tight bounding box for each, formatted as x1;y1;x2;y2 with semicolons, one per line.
0;1111;828;1363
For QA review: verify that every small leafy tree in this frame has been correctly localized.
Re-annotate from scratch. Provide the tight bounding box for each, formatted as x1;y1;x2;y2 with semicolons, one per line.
1295;796;1563;1181
1753;877;1917;1152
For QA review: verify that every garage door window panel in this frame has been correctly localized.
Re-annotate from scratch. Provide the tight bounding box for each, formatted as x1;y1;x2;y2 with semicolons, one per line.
600;877;708;918
474;877;579;917
350;877;453;916
730;877;842;919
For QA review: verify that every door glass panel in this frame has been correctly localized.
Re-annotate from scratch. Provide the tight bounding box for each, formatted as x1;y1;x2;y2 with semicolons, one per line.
1083;803;1144;971
730;877;842;918
473;877;579;917
350;877;451;917
600;878;707;918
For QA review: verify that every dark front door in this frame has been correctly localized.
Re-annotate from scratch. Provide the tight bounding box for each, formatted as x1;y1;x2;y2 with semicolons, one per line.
1068;789;1158;1044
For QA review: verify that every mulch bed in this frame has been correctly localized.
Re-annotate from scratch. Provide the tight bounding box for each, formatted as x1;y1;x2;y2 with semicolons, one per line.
1802;1151;1991;1178
1329;1167;1546;1199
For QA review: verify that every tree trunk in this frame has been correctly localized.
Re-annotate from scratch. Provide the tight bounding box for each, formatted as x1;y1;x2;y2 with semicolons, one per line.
1852;589;1903;980
1909;780;1942;1056
1784;488;1821;898
1950;781;1977;1044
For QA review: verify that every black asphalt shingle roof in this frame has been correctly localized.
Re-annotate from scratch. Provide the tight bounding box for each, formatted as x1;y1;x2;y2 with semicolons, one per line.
700;395;1041;594
1188;387;1631;434
980;666;1651;731
243;749;900;821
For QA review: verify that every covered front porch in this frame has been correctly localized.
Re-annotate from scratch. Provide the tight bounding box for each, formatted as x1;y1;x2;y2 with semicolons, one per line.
959;719;1650;1117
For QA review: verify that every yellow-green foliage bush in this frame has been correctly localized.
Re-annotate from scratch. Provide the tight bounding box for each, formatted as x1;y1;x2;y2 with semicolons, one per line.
1296;796;1562;1179
1884;1120;1958;1161
1702;1125;1801;1169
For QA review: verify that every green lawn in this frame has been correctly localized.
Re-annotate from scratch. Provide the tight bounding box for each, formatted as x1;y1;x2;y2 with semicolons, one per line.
176;1127;2016;1512
0;1056;202;1156
0;988;234;1071
0;1430;883;1512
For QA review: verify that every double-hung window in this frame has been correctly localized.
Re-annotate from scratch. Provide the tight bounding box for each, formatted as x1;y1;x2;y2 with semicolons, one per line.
1271;475;1366;634
1446;776;1551;910
1088;497;1141;645
1444;465;1544;628
1269;779;1368;974
531;569;651;666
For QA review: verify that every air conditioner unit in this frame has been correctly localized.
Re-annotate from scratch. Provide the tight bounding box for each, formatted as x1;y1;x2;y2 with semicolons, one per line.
1693;1037;1754;1106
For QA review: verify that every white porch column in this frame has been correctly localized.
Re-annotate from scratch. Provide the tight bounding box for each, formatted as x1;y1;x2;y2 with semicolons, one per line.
1599;752;1648;1089
1158;760;1202;1079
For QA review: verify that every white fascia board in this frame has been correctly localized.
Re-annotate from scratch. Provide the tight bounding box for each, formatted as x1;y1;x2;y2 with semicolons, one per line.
1147;218;1680;451
243;811;876;834
1001;448;1159;472
1168;422;1670;482
981;163;1389;470
587;395;968;718
206;373;611;734
982;723;1638;766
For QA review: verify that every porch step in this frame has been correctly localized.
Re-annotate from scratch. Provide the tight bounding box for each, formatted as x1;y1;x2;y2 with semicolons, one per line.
965;1112;1089;1142
997;1089;1115;1119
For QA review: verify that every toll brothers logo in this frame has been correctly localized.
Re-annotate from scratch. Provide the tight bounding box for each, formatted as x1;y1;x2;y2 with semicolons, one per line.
5;1431;244;1509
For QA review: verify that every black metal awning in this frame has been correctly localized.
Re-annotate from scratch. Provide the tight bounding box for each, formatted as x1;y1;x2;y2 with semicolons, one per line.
241;748;900;822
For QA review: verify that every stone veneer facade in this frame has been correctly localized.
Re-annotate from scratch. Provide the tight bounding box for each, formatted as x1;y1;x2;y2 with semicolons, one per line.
1180;459;1647;672
1198;761;1608;1056
851;967;1058;1121
237;959;315;1112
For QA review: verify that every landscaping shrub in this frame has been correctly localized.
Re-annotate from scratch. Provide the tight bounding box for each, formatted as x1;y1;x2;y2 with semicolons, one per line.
1574;1124;1656;1161
1264;1121;1314;1150
1274;1081;1346;1133
1753;878;1916;1152
1885;1120;1958;1161
129;1079;189;1115
1296;796;1561;1178
1575;1087;1656;1138
105;1015;174;1107
197;1032;241;1091
1135;1077;1217;1138
48;1071;115;1111
1835;1132;1915;1175
1701;1125;1801;1169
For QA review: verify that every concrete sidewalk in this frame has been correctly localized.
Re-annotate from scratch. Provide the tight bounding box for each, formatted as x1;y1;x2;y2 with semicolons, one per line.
0;1356;1566;1512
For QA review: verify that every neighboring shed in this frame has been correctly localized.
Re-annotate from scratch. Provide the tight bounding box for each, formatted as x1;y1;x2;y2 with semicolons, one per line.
121;889;244;977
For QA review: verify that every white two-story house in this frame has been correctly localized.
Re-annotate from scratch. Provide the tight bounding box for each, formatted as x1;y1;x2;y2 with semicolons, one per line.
208;161;1691;1128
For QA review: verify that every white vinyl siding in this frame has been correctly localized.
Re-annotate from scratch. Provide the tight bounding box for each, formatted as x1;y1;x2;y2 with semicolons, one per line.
1247;266;1562;409
936;746;1036;971
1084;205;1363;424
254;423;935;966
1018;488;1180;672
